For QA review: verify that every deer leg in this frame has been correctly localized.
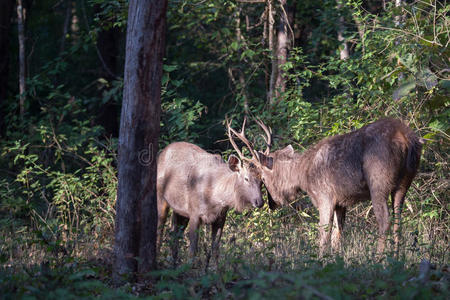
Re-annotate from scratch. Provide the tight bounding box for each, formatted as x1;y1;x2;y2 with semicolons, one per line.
331;205;346;253
188;217;201;261
372;193;390;256
318;201;335;257
170;213;188;267
206;211;227;270
391;176;413;257
157;200;170;254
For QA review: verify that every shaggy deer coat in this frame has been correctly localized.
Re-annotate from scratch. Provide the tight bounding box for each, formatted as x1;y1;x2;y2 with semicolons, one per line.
257;118;423;254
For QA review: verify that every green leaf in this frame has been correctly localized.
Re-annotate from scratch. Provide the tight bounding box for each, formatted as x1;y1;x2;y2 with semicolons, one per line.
393;81;416;100
429;119;445;131
163;64;178;72
416;68;438;90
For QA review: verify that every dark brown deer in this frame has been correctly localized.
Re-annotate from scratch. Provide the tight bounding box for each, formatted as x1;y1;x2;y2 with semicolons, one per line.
157;119;263;266
248;118;423;255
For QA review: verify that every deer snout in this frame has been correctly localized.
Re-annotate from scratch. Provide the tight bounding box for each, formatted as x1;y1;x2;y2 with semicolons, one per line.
253;197;264;208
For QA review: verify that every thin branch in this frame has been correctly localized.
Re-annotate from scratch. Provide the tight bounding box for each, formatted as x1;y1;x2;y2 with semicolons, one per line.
377;26;443;47
79;0;118;79
246;9;266;31
279;2;294;48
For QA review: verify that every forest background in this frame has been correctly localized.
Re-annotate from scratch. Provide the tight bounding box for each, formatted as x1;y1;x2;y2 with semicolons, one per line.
0;0;448;298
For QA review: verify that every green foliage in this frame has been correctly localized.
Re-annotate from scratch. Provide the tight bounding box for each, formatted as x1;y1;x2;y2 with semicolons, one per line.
160;64;206;145
1;0;448;298
90;0;128;29
0;260;137;300
4;257;446;299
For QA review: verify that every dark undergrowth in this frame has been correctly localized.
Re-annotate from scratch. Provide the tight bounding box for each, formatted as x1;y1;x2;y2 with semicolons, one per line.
1;203;449;299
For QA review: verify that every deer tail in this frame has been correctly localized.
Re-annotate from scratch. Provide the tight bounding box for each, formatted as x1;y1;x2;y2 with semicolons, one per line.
406;133;424;173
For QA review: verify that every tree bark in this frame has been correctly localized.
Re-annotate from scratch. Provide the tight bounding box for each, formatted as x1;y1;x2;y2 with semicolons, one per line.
337;0;349;60
94;3;121;137
394;0;403;27
113;0;167;283
394;0;404;81
274;0;288;100
0;0;14;134
60;0;72;53
353;13;365;54
267;0;276;103
17;0;26;117
234;5;248;112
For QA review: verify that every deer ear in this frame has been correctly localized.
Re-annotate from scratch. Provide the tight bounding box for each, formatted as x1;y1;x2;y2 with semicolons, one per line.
258;152;273;170
280;145;295;157
227;155;241;172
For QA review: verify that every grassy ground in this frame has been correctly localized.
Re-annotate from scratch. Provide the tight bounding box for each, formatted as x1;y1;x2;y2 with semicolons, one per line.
1;198;448;299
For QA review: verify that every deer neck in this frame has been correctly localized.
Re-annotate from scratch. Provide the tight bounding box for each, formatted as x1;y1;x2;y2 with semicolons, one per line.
277;153;309;197
214;170;241;209
294;153;310;192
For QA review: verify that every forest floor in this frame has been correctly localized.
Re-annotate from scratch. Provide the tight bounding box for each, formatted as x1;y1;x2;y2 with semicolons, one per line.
1;205;449;299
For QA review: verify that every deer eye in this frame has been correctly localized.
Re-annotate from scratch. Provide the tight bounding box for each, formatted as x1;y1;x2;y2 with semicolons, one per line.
244;177;249;182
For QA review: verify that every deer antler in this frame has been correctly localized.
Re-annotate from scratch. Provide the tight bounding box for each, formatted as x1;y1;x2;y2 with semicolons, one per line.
254;118;272;155
226;116;260;165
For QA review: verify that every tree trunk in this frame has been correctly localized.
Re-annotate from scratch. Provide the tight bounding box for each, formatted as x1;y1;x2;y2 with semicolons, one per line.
0;0;14;134
353;13;365;54
274;0;288;100
337;0;349;60
17;0;26;117
113;0;167;283
395;0;404;81
267;0;276;103
234;5;248;112
94;3;121;137
394;0;403;27
60;0;72;53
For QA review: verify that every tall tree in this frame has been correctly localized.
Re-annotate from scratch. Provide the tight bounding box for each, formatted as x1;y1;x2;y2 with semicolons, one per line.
59;0;72;53
274;0;289;99
337;0;349;60
95;3;121;138
17;0;26;117
266;0;290;103
394;0;403;27
267;0;276;103
0;0;15;133
113;0;167;282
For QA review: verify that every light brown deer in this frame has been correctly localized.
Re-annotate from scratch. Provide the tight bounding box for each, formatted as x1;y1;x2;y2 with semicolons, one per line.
156;119;264;266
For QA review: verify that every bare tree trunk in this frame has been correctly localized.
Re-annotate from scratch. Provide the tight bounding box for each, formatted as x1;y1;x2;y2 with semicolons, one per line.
267;0;276;103
337;0;349;60
234;6;248;112
17;0;26;117
287;4;297;45
395;0;404;81
113;0;167;283
0;0;14;134
263;5;269;94
60;0;72;53
94;2;120;137
274;0;288;99
394;0;403;27
353;14;365;54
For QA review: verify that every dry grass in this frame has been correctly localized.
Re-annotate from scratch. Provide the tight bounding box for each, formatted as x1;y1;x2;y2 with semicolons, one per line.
157;196;449;273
